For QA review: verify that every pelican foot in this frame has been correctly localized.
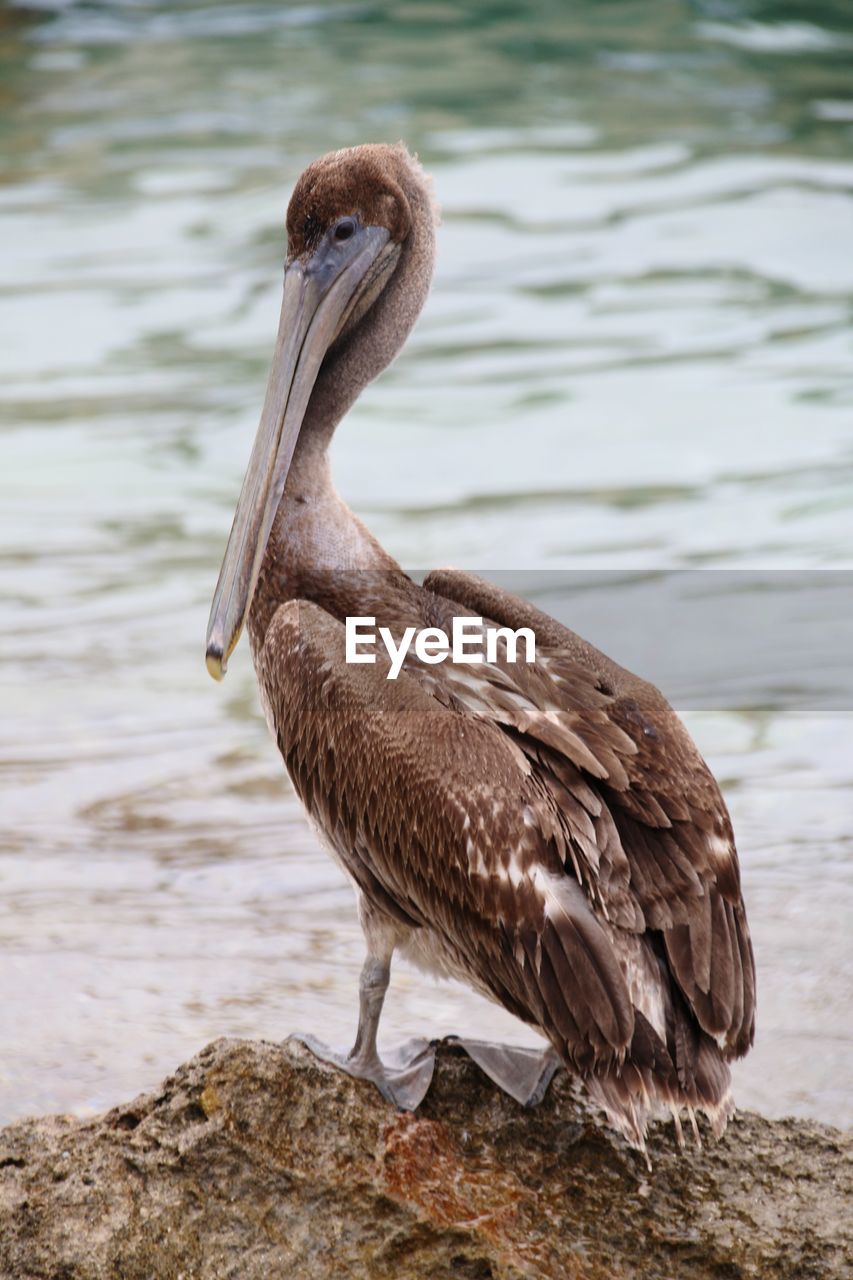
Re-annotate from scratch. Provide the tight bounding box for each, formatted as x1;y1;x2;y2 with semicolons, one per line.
286;1033;436;1111
445;1036;562;1107
287;1033;560;1111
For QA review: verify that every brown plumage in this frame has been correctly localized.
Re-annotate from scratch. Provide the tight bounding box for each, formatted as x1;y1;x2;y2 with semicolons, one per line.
206;143;755;1149
286;147;414;256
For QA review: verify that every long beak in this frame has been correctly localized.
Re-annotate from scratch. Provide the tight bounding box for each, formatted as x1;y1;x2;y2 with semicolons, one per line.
205;225;390;680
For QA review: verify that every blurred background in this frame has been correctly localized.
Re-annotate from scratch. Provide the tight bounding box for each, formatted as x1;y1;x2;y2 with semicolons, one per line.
1;0;851;1127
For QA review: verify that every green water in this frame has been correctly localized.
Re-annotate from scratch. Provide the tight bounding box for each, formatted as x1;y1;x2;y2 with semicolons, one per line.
1;1;851;1125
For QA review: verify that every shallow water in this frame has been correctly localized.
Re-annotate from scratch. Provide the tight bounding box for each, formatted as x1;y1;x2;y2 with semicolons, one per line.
1;0;851;1127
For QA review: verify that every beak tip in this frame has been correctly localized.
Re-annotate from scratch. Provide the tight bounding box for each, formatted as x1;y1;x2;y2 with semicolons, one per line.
205;643;226;682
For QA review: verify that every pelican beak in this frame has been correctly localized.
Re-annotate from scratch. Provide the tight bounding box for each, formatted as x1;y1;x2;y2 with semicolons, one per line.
205;223;391;680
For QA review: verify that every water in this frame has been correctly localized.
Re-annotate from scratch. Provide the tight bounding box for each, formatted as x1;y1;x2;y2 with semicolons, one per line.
1;0;851;1127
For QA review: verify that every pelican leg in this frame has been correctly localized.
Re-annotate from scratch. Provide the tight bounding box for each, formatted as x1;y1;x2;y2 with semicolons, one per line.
289;942;436;1110
343;953;436;1108
348;954;391;1070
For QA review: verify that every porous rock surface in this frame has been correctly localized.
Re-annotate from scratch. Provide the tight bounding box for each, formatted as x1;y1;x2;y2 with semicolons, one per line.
0;1038;849;1279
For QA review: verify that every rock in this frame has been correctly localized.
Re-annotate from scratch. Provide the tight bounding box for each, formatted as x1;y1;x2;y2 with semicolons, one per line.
0;1038;849;1279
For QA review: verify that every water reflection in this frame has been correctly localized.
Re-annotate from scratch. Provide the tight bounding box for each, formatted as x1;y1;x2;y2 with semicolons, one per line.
1;0;851;1125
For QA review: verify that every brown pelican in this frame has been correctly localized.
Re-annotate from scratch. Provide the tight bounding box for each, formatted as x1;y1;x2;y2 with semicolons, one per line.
206;143;755;1149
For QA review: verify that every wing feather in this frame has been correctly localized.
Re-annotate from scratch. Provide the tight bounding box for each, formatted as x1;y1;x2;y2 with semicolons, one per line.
423;569;756;1058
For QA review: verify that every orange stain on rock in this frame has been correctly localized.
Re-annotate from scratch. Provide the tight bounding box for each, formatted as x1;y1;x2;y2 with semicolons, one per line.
383;1112;523;1233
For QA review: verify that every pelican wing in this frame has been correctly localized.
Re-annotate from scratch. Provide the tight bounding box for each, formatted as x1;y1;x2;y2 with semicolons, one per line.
423;569;755;1058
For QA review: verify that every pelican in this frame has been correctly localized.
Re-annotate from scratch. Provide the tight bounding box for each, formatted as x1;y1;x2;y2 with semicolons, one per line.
206;143;755;1149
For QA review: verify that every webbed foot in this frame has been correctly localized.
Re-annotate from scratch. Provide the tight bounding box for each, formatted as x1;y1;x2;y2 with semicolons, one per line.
288;1032;560;1110
446;1036;561;1106
287;1033;436;1110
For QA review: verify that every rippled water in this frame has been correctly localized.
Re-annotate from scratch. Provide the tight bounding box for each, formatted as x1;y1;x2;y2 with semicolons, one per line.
1;1;851;1127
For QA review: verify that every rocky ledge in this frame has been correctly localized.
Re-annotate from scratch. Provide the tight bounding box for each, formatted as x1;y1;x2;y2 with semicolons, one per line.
0;1038;849;1279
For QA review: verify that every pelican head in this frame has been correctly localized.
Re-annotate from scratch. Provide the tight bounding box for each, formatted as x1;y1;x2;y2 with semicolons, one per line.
205;145;418;680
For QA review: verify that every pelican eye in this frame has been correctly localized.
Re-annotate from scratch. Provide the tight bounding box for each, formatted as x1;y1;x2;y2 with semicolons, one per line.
334;217;356;243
